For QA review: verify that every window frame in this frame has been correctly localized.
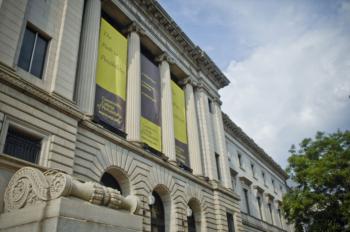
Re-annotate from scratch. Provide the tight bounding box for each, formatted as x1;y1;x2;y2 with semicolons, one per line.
226;212;236;232
17;24;49;79
0;116;50;166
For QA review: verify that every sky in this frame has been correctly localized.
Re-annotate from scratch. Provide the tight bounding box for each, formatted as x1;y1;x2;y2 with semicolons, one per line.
158;0;350;168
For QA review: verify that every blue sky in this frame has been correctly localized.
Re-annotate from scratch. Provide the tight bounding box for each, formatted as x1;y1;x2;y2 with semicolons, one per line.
159;0;350;168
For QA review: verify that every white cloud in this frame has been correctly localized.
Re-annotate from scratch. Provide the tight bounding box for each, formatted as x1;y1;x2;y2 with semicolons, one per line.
221;6;350;167
159;0;350;168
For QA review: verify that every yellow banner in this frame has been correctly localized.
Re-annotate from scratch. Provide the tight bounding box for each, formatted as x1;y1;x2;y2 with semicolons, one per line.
172;81;188;163
94;18;127;131
141;117;162;152
172;81;188;143
96;18;127;100
140;54;162;152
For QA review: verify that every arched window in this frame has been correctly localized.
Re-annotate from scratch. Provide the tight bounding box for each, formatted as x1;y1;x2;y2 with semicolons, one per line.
100;172;122;194
151;191;165;232
187;206;196;232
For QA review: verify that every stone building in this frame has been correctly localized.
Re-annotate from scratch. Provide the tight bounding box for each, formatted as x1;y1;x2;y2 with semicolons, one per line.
0;0;291;231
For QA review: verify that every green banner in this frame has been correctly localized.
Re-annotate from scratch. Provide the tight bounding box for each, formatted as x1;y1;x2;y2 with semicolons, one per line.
94;18;127;132
141;54;162;152
171;80;189;164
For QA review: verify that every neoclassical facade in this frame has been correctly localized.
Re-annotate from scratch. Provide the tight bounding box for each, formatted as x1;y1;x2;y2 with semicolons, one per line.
0;0;291;231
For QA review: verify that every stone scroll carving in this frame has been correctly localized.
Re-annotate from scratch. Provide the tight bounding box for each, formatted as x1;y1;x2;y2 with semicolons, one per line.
4;167;138;213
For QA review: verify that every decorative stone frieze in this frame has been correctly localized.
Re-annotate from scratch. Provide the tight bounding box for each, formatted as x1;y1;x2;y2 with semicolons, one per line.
4;167;139;213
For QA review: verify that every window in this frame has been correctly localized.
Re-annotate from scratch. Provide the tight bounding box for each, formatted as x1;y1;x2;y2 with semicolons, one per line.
215;153;221;181
243;189;250;215
268;203;274;224
257;196;263;220
3;126;42;163
208;98;213;113
278;208;283;227
187;206;196;232
230;169;237;189
250;163;255;177
226;212;235;232
18;26;48;78
151;191;165;232
262;171;266;185
272;179;276;192
100;172;122;194
238;154;243;168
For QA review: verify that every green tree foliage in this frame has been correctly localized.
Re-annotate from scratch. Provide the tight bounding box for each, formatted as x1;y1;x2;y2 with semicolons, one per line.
283;130;350;232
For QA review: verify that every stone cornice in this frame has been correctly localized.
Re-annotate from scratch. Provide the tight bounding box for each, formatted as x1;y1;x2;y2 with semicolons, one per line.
222;112;289;180
133;0;230;89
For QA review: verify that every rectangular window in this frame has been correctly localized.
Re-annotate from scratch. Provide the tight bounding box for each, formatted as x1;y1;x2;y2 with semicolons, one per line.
243;189;250;215
272;179;276;192
18;26;48;79
278;208;283;227
215;153;221;180
268;203;274;224
226;212;235;232
3;126;42;163
262;171;266;185
257;196;263;220
238;154;242;168
251;163;255;177
208;98;213;113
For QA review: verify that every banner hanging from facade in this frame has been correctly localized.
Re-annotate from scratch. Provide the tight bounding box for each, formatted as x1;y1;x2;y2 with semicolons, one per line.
171;80;189;164
140;54;162;152
94;18;127;132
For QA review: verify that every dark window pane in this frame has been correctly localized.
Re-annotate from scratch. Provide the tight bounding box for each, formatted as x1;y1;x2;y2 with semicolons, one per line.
151;191;165;232
3;127;41;163
188;211;196;232
100;172;122;194
227;213;235;232
30;35;47;78
18;28;36;71
215;153;221;180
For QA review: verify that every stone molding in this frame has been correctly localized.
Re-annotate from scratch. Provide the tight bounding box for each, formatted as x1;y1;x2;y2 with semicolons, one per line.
4;167;139;213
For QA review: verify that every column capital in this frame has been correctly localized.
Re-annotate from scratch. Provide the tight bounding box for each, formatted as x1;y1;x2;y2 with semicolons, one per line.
155;52;175;65
124;21;145;36
178;77;198;87
212;97;222;106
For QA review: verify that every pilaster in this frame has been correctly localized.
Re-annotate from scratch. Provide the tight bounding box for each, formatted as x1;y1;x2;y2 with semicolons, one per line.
75;0;101;115
157;53;176;162
183;78;203;176
194;84;217;180
212;99;232;189
125;22;144;142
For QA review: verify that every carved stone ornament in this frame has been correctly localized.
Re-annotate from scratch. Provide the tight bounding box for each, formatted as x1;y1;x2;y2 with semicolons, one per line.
4;167;138;213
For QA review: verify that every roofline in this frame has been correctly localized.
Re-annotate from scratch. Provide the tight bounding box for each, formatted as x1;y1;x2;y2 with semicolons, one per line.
222;112;289;180
135;0;230;89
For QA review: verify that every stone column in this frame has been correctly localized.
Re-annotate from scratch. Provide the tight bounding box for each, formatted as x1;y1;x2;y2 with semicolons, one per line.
194;84;217;180
183;79;203;175
212;99;232;188
75;0;101;115
125;23;143;142
157;53;176;162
